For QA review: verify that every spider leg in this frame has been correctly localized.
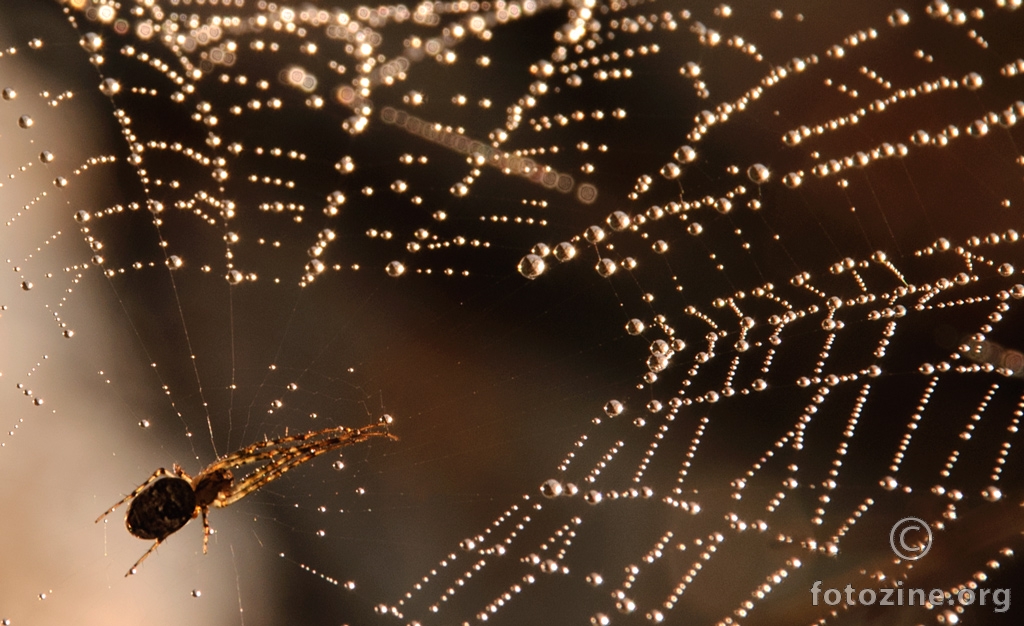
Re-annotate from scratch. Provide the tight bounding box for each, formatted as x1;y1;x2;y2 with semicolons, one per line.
95;467;179;524
208;427;355;471
125;539;163;577
215;423;397;507
208;422;397;475
216;448;321;507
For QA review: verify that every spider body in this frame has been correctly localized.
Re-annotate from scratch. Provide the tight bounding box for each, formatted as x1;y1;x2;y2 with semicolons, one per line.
97;419;395;576
125;476;200;541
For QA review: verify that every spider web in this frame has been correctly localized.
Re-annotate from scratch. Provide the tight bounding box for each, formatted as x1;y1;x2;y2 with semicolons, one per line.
1;0;1024;625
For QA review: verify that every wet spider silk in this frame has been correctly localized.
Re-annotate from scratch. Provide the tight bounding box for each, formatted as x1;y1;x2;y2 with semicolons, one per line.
1;1;1024;625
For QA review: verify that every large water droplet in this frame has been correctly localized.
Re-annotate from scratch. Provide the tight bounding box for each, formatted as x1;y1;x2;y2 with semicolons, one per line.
385;260;405;277
517;254;545;279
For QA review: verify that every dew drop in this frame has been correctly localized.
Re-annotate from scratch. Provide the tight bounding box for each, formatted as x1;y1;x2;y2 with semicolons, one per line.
595;258;617;277
99;78;121;96
625;319;644;335
747;163;770;183
674;145;697;163
552;242;576;262
540;479;563;498
517;254;546;279
981;486;1002;502
583;225;606;243
606;211;631;231
21;281;33;291
385;260;406;277
603;399;624;416
191;589;202;598
1;87;16;100
79;32;102;52
660;162;681;179
782;172;803;188
962;72;983;90
18;115;33;129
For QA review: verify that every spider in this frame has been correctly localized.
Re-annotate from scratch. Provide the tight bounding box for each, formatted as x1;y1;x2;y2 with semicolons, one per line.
96;418;397;576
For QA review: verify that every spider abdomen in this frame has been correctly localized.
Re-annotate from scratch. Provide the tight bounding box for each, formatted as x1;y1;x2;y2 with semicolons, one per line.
126;477;197;541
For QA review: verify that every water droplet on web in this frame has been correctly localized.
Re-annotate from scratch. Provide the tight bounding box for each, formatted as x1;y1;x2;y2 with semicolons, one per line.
385;261;405;277
674;145;697;163
138;419;150;428
606;211;631;231
39;151;53;163
595;258;617;277
583;226;606;243
316;529;326;537
79;32;102;52
540;479;563;498
21;281;32;291
981;487;1002;502
98;78;120;96
782;172;803;188
1;87;16;100
747;163;770;183
332;460;344;471
226;269;244;284
190;589;201;598
17;115;32;129
517;254;545;279
552;242;576;262
603;400;624;417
